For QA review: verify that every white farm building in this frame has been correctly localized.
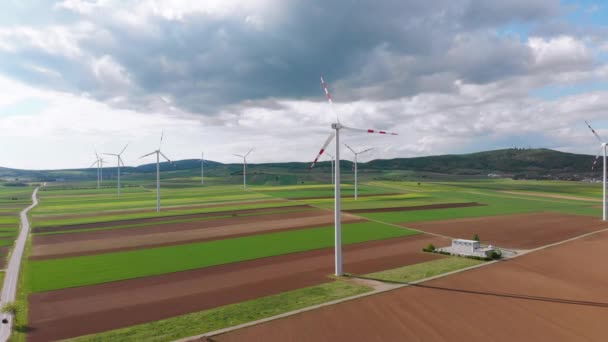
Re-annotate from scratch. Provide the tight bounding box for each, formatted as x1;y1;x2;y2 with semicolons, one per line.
437;239;497;258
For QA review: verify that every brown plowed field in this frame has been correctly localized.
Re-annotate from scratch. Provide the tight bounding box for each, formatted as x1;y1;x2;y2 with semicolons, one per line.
345;202;484;213
32;204;309;234
404;212;607;249
28;234;447;341
31;210;365;260
216;230;608;342
33;199;287;221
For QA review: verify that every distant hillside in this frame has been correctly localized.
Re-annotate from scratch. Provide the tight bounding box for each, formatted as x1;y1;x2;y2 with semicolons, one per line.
0;148;598;182
365;148;595;179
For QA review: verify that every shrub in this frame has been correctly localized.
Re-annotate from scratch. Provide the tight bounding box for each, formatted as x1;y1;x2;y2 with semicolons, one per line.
485;249;502;260
472;234;480;242
423;243;436;252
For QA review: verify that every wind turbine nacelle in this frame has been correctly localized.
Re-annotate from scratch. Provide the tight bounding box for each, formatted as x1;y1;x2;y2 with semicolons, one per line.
331;123;342;129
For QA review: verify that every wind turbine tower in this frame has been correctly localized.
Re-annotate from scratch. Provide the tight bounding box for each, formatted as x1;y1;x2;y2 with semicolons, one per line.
344;144;373;200
103;144;129;196
234;149;253;190
585;121;607;221
140;133;172;212
309;76;397;276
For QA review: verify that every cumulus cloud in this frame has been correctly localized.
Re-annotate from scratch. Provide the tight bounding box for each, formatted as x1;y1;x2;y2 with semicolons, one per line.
0;0;608;168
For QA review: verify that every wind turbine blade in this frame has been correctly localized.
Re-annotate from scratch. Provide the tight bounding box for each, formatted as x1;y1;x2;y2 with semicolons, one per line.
320;75;339;123
119;143;129;155
245;148;253;158
342;125;398;135
234;154;244;158
119;156;125;167
139;151;156;159
592;146;603;171
159;130;164;150
343;143;356;154
159;151;171;163
585;121;604;143
359;147;374;155
309;132;336;170
103;153;119;156
89;160;98;168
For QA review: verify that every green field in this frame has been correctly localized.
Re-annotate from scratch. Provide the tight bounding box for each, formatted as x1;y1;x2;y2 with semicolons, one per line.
29;221;419;292
20;176;606;341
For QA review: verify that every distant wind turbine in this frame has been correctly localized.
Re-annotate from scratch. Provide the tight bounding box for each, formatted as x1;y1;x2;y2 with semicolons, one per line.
234;149;253;190
90;152;101;189
140;132;172;212
344;143;373;200
309;76;397;276
585;120;607;221
103;144;129;197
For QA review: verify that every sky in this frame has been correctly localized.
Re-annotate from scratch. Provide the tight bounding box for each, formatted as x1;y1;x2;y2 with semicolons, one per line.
2;0;608;169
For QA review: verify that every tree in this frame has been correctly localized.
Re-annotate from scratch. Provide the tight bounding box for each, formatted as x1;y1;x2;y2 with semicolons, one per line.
1;302;21;323
472;234;480;242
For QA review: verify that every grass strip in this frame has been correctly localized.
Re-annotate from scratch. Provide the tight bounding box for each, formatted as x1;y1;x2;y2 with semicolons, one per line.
362;257;485;283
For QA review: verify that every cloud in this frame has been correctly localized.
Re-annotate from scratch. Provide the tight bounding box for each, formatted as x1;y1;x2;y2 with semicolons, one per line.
0;1;607;169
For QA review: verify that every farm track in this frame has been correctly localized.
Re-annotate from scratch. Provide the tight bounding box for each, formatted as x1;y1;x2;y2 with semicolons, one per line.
28;234;447;341
214;229;608;342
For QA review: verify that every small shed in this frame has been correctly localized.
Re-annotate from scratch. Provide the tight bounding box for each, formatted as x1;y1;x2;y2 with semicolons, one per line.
450;239;480;254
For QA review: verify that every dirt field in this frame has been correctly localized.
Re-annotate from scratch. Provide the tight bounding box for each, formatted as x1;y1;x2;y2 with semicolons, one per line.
28;234;447;341
345;202;484;213
32;204;311;234
215;230;608;342
405;212;607;249
31;209;365;259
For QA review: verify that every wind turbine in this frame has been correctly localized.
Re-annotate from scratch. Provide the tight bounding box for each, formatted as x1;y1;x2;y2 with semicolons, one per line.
326;152;335;185
234;149;253;190
344;144;373;200
90;152;101;189
103;144;129;197
140;133;172;212
309;76;397;276
585;121;606;221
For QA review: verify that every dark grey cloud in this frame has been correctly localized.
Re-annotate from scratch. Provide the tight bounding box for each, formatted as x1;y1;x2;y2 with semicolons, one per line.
0;0;580;116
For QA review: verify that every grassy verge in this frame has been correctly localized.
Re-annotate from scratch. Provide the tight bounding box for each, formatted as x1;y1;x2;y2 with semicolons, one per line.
65;280;371;342
29;222;419;292
362;256;485;283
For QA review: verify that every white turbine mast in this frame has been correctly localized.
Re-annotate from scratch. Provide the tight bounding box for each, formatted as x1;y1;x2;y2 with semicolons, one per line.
585;120;607;221
344;143;373;200
326;151;335;185
234;148;253;190
309;76;397;276
140;132;172;212
103;143;129;197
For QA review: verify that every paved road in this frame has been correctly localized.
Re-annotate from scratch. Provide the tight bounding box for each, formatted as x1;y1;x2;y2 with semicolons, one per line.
0;187;40;341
